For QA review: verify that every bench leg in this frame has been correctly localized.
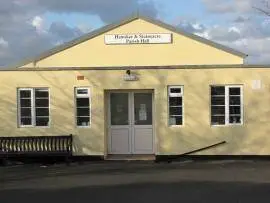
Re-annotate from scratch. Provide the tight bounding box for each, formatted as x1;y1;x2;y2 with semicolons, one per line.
65;155;71;166
1;156;8;166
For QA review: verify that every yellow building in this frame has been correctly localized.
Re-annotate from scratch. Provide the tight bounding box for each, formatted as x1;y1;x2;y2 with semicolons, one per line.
2;14;269;160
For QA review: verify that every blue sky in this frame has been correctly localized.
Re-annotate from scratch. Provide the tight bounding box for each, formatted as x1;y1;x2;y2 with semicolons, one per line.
0;0;270;66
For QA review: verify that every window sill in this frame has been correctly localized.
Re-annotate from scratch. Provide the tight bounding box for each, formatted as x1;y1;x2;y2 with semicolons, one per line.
19;126;50;128
169;125;184;128
76;126;91;129
211;124;243;127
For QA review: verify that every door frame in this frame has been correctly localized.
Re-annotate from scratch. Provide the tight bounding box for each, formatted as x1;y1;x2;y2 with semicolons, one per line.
106;89;155;155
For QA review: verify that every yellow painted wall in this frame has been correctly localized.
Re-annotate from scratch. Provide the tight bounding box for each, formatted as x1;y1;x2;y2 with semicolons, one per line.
19;19;243;68
0;67;270;156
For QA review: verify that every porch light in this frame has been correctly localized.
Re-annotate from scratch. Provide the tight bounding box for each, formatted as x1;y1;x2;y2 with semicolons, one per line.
124;70;138;81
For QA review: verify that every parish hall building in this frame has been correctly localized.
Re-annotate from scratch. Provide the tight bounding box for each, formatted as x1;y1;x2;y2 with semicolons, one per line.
1;14;269;160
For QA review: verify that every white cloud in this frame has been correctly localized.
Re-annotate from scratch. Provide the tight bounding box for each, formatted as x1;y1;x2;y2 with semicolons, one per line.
233;38;248;47
0;0;270;66
176;14;270;64
229;26;241;34
77;24;92;33
31;16;47;34
201;0;254;14
194;31;211;39
0;37;9;48
32;16;43;28
0;0;158;67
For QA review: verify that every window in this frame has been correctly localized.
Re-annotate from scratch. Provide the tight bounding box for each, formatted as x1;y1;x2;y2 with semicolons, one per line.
18;88;50;127
211;85;243;126
168;86;183;126
75;87;90;127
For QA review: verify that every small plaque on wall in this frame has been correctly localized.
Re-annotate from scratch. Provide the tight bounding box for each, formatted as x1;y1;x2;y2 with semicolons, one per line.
123;74;138;81
252;80;262;90
77;75;85;80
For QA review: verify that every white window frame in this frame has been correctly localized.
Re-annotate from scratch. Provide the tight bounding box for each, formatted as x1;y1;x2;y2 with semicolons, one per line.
211;85;243;126
168;86;184;127
75;87;91;128
18;87;50;128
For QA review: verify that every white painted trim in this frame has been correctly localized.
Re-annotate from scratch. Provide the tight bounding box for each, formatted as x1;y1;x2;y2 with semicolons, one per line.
130;92;134;154
76;87;90;98
74;87;91;128
18;87;50;128
132;92;155;154
34;88;51;128
107;90;155;155
225;87;229;125
168;86;183;97
17;88;33;128
210;85;244;127
168;85;184;127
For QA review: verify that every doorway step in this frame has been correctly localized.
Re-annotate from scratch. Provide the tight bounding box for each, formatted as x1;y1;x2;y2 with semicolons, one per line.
105;154;155;161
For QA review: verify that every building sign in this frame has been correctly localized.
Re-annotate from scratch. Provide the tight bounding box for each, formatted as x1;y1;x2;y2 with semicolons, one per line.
105;33;172;44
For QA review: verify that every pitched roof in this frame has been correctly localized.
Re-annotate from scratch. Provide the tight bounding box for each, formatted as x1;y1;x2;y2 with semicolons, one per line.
15;14;247;68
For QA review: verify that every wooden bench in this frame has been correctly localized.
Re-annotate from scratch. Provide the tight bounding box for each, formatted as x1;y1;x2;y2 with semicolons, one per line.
0;135;73;165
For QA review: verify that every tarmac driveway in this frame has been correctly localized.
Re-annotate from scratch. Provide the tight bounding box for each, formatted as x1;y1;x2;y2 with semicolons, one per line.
1;160;270;203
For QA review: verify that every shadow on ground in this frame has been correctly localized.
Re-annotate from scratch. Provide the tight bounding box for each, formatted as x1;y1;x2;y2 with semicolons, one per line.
1;181;270;203
0;160;260;182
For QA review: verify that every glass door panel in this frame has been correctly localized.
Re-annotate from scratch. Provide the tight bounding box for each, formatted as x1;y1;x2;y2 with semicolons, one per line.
110;93;129;125
134;93;152;125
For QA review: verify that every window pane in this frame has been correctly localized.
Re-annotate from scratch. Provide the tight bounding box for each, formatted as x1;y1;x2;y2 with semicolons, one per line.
20;117;32;125
229;116;241;124
229;96;240;105
36;117;49;126
229;87;240;95
211;106;225;115
169;107;182;116
229;106;241;115
76;98;89;107
77;117;90;126
211;96;225;105
20;99;31;107
77;89;88;95
211;86;225;96
20;90;31;98
211;116;225;125
35;89;49;98
35;99;49;107
169;116;182;125
110;93;129;126
75;89;90;127
35;108;49;117
170;88;181;94
169;97;182;106
77;108;90;117
20;108;31;117
134;93;152;125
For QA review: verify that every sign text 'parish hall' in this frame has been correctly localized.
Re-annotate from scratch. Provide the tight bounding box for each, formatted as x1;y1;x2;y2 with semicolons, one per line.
105;33;172;44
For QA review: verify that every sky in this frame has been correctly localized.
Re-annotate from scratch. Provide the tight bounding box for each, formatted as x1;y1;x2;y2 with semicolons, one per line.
0;0;270;67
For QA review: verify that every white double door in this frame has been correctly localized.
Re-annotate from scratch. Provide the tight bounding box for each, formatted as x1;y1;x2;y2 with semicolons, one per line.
108;91;154;155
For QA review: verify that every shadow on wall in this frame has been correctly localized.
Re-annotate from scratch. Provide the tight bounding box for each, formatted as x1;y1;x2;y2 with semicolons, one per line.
0;68;270;155
36;71;105;155
150;68;252;155
0;71;105;156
